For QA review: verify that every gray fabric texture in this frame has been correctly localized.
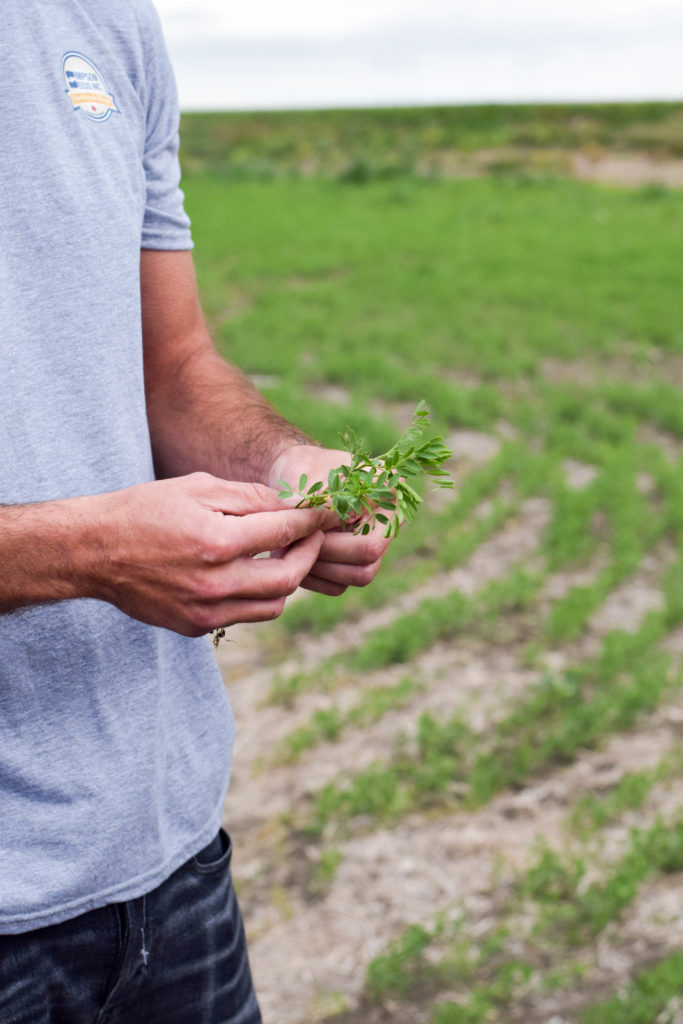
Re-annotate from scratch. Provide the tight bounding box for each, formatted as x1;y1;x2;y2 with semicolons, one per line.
0;0;235;932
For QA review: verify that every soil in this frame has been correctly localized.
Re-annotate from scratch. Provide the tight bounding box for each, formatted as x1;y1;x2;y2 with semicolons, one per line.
213;409;683;1024
418;148;683;189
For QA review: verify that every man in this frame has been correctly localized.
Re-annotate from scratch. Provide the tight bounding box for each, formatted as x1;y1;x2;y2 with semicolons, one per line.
0;2;388;1020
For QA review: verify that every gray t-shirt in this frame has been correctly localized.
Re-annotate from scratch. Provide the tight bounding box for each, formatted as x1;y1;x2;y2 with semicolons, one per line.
0;0;236;933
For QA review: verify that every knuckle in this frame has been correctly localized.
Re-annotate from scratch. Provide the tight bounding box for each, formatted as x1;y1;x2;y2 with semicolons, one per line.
188;470;214;488
195;531;222;565
197;523;235;564
244;480;276;506
277;517;300;549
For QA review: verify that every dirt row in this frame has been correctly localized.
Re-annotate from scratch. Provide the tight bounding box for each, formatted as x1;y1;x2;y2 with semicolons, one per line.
213;414;682;1023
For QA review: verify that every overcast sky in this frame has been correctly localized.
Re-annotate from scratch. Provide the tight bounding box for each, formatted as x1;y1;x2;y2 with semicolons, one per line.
154;0;683;111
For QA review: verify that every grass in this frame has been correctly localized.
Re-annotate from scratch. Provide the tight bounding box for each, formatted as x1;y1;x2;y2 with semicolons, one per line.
188;178;683;399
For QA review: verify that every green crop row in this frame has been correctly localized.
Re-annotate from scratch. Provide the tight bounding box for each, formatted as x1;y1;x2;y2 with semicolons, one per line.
467;632;674;807
428;945;683;1024
366;917;512;1005
527;816;683;944
581;951;683;1023
273;429;677;700
568;749;683;837
310;711;472;832
305;547;683;834
268;561;544;707
358;774;683;1021
273;676;420;763
304;590;683;836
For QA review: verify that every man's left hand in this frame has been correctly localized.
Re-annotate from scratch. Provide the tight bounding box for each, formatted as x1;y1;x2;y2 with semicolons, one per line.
268;444;392;596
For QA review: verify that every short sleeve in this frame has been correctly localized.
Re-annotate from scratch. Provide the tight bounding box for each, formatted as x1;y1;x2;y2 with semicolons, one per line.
140;4;193;250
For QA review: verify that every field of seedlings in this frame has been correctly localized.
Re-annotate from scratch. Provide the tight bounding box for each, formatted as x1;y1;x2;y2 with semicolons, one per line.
181;104;683;1024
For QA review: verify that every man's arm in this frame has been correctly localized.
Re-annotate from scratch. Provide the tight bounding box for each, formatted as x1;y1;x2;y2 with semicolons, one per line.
0;476;335;634
141;249;309;483
140;249;391;596
1;249;341;631
0;498;102;613
0;250;387;631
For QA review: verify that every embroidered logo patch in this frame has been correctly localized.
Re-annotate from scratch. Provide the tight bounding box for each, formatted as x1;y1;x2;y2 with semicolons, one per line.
62;51;120;122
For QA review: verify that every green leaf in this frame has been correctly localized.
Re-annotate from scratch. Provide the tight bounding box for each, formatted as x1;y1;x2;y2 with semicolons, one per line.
278;403;452;536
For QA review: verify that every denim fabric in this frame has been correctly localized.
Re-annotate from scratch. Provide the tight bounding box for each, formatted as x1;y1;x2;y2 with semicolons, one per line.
0;830;262;1024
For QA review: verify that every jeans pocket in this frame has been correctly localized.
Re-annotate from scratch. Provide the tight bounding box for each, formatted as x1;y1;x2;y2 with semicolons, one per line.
191;827;233;875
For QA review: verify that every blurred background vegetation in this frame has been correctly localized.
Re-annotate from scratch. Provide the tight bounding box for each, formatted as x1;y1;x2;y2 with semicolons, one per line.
180;102;683;180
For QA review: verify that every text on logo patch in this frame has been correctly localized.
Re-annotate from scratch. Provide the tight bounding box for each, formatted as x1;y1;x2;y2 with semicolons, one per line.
62;51;120;122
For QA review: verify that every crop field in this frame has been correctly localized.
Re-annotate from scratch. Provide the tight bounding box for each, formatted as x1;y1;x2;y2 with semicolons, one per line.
181;104;683;1023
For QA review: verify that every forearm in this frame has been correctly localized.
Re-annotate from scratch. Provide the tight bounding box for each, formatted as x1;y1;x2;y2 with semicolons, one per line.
141;249;313;485
145;340;312;485
0;497;103;613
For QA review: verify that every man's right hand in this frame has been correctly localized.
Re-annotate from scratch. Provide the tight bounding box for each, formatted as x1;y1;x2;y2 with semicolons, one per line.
0;473;338;636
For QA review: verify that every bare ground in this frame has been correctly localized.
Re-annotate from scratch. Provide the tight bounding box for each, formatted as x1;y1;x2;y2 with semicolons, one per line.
418;148;683;189
213;414;683;1023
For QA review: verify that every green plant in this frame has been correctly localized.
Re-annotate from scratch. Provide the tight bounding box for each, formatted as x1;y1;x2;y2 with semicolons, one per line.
367;923;434;999
274;677;419;763
581;951;683;1023
310;847;343;895
277;402;453;537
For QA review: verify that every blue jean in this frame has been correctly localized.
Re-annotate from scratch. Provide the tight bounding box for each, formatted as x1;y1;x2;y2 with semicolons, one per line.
0;829;263;1024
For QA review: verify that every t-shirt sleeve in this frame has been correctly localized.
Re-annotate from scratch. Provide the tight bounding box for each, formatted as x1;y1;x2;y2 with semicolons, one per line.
140;3;193;250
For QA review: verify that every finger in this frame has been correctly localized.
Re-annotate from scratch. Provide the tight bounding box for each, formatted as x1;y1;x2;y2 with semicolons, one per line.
299;573;348;597
191;475;294;516
206;531;324;600
190;473;340;524
316;527;391;567
205;596;290;630
215;507;337;560
306;556;384;588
